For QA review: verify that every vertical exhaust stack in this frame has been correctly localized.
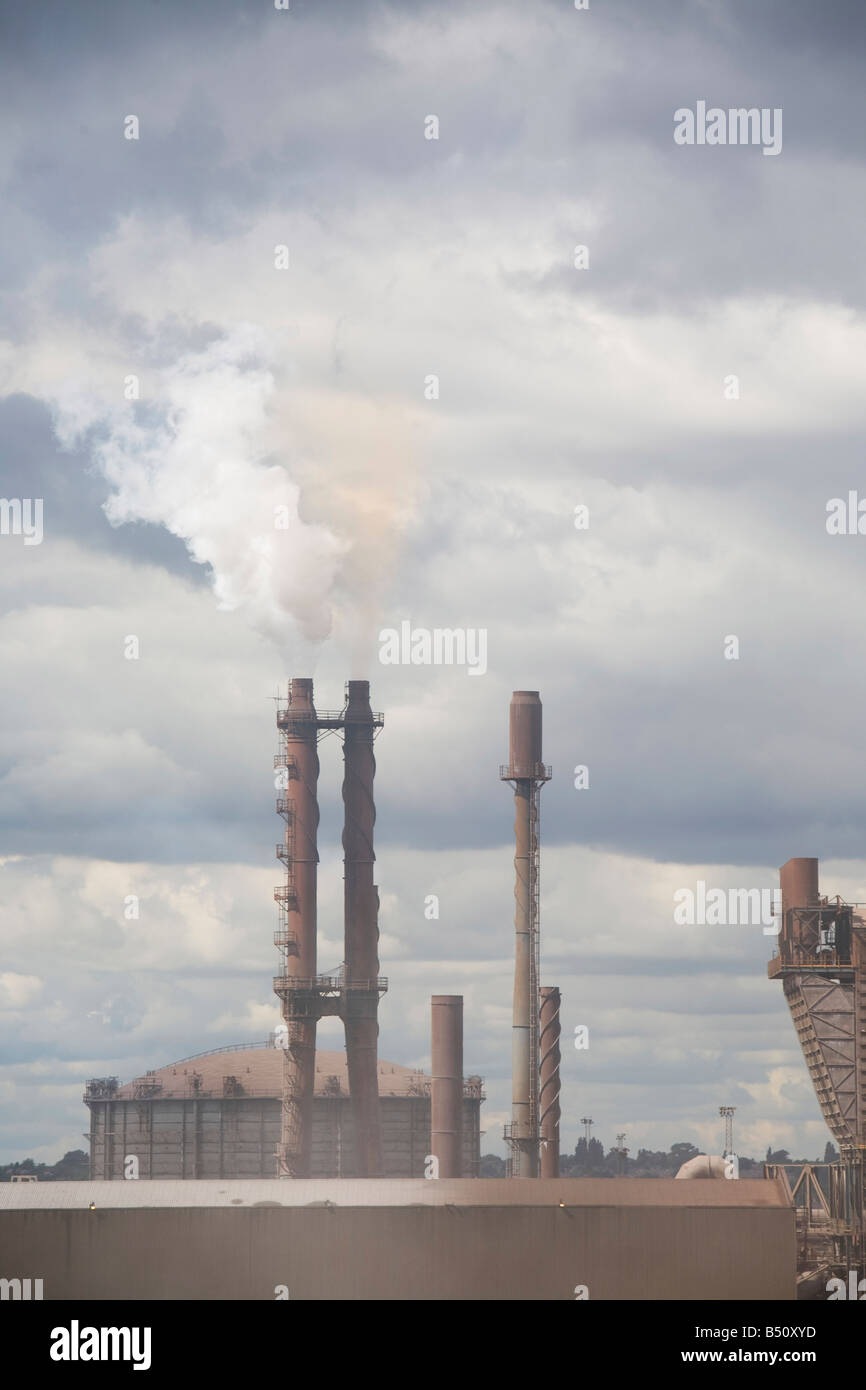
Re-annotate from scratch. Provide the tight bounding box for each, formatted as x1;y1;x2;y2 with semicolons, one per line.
275;678;320;1178
342;679;385;1176
500;691;551;1177
539;986;561;1178
274;676;386;1178
779;858;820;924
431;995;464;1178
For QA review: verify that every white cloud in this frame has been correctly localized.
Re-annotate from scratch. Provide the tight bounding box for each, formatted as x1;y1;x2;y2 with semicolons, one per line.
0;973;43;1009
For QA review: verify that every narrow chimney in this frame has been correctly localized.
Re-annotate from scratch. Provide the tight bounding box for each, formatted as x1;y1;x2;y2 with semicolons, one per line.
431;995;464;1178
342;679;384;1176
539;986;561;1178
500;691;550;1177
275;677;319;1177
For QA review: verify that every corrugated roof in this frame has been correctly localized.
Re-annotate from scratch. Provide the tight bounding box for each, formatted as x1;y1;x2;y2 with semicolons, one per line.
0;1178;792;1211
113;1048;429;1100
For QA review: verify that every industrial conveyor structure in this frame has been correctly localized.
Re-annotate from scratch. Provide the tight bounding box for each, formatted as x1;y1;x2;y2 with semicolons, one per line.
769;857;866;1275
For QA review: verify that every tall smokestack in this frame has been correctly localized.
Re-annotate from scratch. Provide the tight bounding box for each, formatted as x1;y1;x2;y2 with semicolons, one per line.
431;995;463;1178
275;677;319;1177
539;986;561;1178
342;679;384;1176
500;690;551;1177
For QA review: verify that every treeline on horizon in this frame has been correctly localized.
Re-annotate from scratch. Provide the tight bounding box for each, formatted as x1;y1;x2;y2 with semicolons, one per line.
1;1140;842;1180
0;1150;89;1182
479;1138;841;1178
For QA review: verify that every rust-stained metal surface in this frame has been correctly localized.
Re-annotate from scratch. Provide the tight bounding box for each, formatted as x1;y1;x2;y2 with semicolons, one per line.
85;1057;484;1180
431;995;463;1178
771;858;865;1149
507;689;544;777
780;857;820;920
769;856;866;1273
0;1179;795;1300
275;677;320;1177
539;985;561;1179
342;679;384;1177
271;678;387;1179
110;1048;438;1100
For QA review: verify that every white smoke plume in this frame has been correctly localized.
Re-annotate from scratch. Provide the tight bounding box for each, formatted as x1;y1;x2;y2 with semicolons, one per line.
54;324;345;644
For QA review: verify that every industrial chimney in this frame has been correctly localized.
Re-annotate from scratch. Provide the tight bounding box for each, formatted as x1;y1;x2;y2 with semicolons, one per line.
274;678;387;1178
431;995;464;1178
274;677;319;1177
500;691;551;1177
342;679;385;1177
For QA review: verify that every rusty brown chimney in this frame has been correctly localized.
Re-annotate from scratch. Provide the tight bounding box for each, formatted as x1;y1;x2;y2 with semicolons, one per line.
431;995;463;1178
539;985;561;1178
779;858;820;922
342;679;385;1176
274;677;319;1177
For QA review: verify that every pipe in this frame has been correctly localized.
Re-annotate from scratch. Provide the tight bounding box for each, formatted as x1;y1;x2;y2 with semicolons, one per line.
342;679;384;1177
431;995;463;1178
539;985;561;1178
278;677;319;1177
675;1154;727;1179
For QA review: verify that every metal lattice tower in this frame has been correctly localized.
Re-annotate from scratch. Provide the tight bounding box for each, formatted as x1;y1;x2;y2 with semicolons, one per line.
614;1132;629;1176
719;1106;736;1157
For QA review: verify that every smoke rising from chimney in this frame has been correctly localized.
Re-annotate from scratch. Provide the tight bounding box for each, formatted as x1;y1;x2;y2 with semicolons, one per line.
52;325;346;644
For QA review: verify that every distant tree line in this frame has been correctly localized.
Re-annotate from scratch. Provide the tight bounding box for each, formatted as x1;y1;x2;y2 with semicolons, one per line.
6;1141;841;1182
479;1139;840;1178
0;1150;89;1181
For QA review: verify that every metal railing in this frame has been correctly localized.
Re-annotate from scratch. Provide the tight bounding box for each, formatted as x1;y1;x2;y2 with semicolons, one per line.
498;763;552;781
277;707;384;727
273;974;388;994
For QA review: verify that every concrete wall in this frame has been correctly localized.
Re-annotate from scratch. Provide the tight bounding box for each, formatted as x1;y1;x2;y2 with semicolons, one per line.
0;1194;794;1300
88;1097;481;1179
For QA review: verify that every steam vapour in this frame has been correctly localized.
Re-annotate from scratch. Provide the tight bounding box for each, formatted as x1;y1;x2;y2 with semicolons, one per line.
56;325;345;644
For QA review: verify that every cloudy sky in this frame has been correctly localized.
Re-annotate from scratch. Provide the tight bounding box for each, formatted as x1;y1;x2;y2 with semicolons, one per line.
2;0;865;1166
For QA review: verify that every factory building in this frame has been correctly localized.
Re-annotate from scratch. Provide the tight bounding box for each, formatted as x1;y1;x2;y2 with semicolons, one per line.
10;679;806;1301
0;1177;796;1301
85;1042;483;1180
